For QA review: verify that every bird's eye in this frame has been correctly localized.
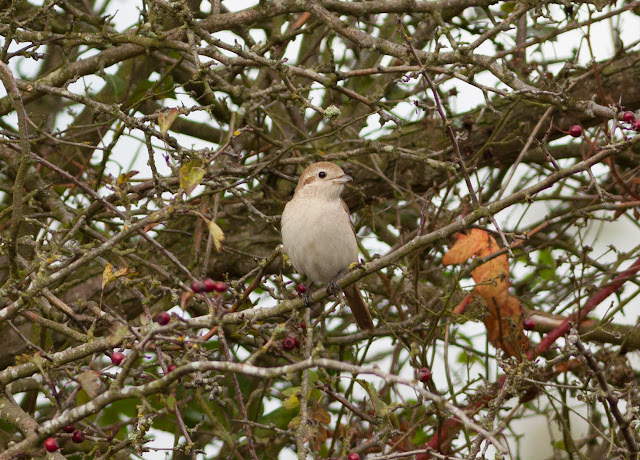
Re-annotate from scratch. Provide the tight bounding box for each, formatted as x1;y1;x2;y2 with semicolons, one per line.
318;171;326;178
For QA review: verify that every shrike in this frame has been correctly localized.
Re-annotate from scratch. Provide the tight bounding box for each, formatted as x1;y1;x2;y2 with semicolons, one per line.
281;162;374;330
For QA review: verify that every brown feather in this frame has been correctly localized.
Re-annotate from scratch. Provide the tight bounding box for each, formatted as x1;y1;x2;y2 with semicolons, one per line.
343;283;374;330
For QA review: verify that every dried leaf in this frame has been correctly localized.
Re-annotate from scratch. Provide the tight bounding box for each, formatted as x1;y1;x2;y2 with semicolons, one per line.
442;229;489;265
197;212;225;252
309;406;331;425
117;170;139;185
443;229;529;358
78;370;101;398
158;108;179;135
102;262;129;289
180;290;193;311
180;159;205;196
108;324;129;346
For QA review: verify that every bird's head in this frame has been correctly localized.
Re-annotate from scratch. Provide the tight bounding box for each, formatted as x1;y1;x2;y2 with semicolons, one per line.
294;162;352;200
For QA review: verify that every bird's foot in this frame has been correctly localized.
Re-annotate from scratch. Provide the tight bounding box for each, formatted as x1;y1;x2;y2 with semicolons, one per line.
327;277;340;297
303;290;314;308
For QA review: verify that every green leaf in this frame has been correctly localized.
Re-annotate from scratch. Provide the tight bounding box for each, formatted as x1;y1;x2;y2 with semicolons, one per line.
538;249;556;280
411;427;429;445
552;440;567;451
166;394;177;411
257;406;298;437
104;74;126;99
500;1;516;13
356;379;389;418
101;398;139;426
282;387;300;410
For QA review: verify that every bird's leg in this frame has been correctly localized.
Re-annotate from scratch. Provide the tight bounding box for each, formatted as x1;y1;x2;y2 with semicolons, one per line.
303;289;314;308
327;270;346;297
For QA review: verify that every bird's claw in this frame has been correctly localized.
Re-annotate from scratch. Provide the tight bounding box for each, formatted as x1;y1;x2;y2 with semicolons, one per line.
303;290;314;308
327;278;340;297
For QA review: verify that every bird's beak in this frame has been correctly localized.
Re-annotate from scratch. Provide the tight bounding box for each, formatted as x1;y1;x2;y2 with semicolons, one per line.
332;174;353;184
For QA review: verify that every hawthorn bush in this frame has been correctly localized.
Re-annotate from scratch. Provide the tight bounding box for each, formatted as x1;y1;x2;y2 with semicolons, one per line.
1;0;640;459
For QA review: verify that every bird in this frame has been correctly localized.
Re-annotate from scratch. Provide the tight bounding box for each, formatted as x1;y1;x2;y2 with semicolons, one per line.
281;162;374;330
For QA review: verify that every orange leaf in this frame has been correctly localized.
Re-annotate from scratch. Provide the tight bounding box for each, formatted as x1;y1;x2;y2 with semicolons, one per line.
443;229;529;358
483;293;529;358
442;229;490;265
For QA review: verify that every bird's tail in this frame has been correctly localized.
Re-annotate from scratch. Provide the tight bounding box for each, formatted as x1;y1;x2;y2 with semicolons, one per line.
343;284;374;330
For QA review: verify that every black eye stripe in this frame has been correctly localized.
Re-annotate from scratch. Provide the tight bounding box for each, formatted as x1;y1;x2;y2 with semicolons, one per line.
318;171;326;178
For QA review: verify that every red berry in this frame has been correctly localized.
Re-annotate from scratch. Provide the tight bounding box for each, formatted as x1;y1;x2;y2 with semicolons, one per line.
417;367;431;382
111;352;125;366
71;430;85;443
523;318;535;331
296;283;307;295
155;311;170;325
44;437;58;452
167;364;177;373
299;321;306;330
633;119;640;132
568;124;582;137
203;278;216;292
62;424;75;433
622;111;636;123
212;281;227;293
282;337;297;351
347;454;361;460
191;280;205;293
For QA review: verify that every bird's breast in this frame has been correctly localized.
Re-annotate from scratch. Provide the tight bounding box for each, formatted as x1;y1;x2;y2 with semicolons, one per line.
281;198;358;284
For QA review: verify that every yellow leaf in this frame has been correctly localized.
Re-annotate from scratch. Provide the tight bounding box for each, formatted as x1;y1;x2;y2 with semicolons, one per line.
282;394;300;410
282;386;301;410
197;213;225;252
102;263;113;289
180;159;205;196
158;108;179;135
166;394;177;411
102;262;129;289
117;170;139;185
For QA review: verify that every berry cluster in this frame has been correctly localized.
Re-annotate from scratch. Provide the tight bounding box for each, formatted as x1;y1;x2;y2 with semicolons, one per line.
622;111;640;131
191;278;227;294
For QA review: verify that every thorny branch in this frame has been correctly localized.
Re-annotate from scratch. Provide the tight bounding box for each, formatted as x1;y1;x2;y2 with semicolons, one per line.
0;0;639;458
